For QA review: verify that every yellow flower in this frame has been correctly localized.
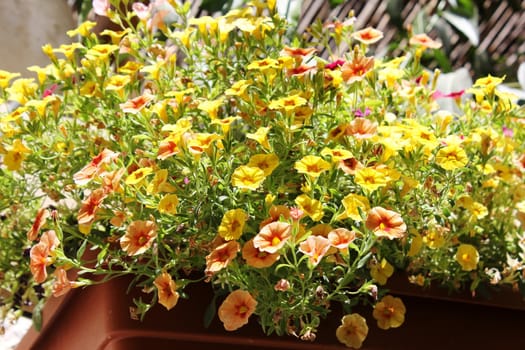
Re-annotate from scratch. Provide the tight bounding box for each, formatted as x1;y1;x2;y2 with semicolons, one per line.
294;155;331;178
354;167;388;192
105;75;131;97
53;43;84;61
295;194;324;221
225;79;251;98
218;209;248;241
336;313;369;349
407;232;423;256
246;58;280;71
247;153;279;176
473;74;505;94
80;81;101;98
198;98;223;120
268;94;307;112
337;193;370;221
189;16;218;35
231;166;266;190
99;28;131;45
85;44;120;61
422;227;447;249
6;78;38;105
158;194;179;215
0;70;20;88
372;295;406;330
370;258;394;285
147;169;176;194
246;127;271;150
211;116;242;134
187;133;223;156
455;244;479;271
4;139;31;171
320;147;353;163
66;21;96;37
378;66;404;88
435;144;468;170
125;167;154;186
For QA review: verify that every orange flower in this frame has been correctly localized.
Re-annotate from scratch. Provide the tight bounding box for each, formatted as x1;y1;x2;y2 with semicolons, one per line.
336;313;369;349
352;27;383;44
242;239;280;268
30;242;51;283
409;33;442;49
299;235;331;266
253;221;292;253
205;241;240;276
372;295;406;329
73;149;119;185
77;188;107;231
154;271;180;310
120;220;158;256
157;139;180;160
327;228;356;249
341;51;374;84
119;92;154;114
346;118;377;139
281;46;316;58
102;168;125;193
365;207;407;239
338;157;364;175
52;267;73;297
27;207;50;241
218;290;257;331
40;230;60;252
259;205;291;228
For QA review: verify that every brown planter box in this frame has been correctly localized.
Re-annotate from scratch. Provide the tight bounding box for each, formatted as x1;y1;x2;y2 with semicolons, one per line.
16;275;525;350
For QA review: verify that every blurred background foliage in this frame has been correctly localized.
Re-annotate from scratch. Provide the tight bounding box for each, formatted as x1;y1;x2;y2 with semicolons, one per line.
72;0;523;84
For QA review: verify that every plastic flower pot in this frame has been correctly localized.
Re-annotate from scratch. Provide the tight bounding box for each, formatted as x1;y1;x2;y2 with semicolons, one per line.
15;274;525;350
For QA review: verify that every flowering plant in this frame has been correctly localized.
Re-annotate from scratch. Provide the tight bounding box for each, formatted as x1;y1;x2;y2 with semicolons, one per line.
1;0;525;347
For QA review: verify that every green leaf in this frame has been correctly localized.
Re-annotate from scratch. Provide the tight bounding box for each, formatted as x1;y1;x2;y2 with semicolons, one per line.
199;0;231;13
356;251;372;269
329;0;344;8
203;294;218;328
32;299;45;331
76;239;88;261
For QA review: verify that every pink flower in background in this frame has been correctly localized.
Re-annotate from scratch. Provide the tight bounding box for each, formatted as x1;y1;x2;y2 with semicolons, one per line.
92;0;110;16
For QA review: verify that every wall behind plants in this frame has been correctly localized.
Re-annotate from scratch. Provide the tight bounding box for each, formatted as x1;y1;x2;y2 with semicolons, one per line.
0;0;76;76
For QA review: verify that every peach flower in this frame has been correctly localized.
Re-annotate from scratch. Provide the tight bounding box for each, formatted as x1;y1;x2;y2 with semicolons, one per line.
327;228;356;249
154;271;180;310
242;239;280;268
218;290;257;331
346;118;377;139
253;221;292;254
299;235;331;266
352;27;383;45
77;188;107;228
30;242;51;284
27;207;50;241
120;220;158;256
52;267;73;297
409;33;442;49
73;148;118;185
205;240;240;276
365;207;407;239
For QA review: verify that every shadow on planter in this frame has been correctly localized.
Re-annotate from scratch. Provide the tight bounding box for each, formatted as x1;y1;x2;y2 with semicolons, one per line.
16;275;525;350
